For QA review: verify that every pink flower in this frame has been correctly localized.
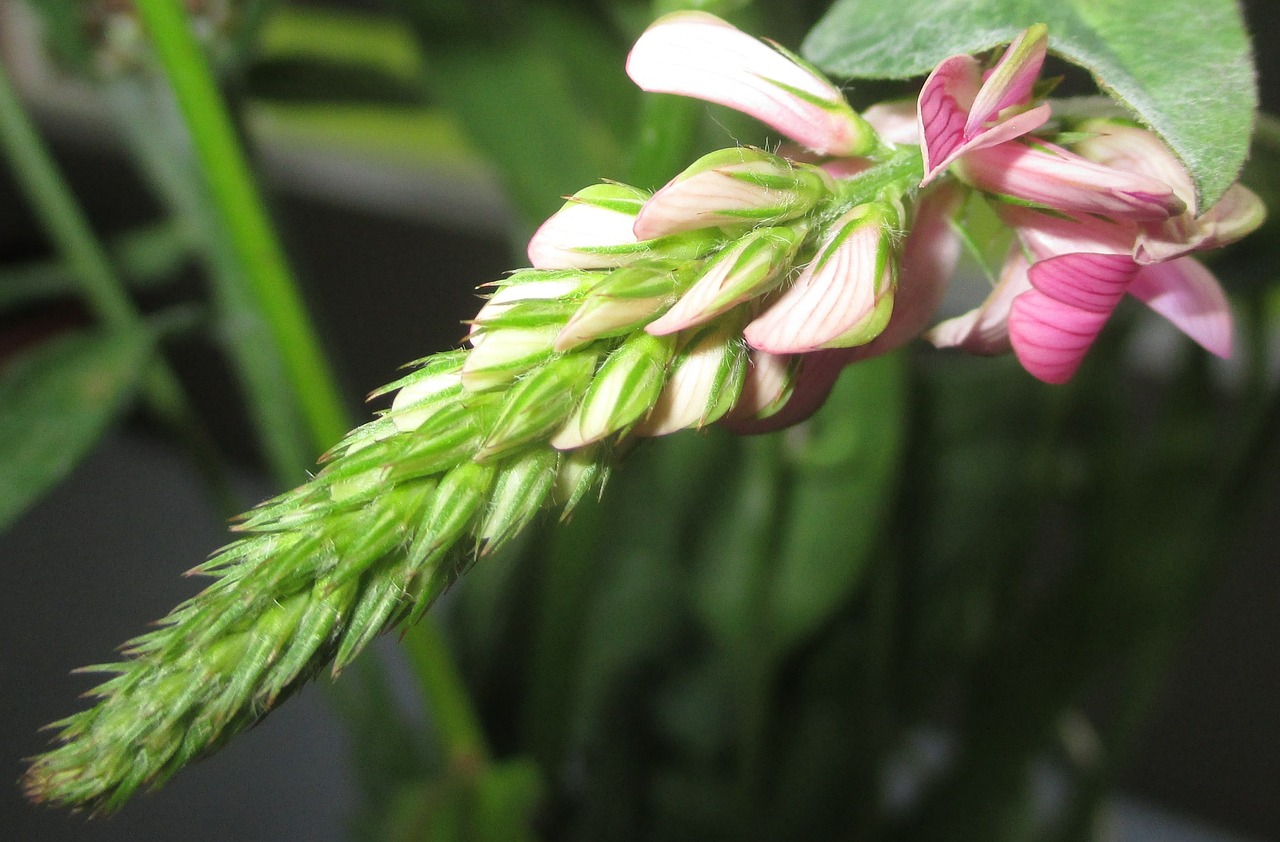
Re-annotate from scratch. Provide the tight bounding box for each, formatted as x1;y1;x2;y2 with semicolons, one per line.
626;11;875;156
917;27;1184;222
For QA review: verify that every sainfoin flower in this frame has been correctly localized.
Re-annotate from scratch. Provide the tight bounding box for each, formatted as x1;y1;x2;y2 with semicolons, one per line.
514;15;1264;437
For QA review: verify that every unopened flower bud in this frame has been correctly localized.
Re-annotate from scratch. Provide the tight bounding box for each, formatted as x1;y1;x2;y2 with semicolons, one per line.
635;319;748;437
553;444;610;513
528;183;723;269
470;269;600;347
406;461;494;566
527;183;648;269
647;223;807;336
722;350;797;427
461;324;562;392
550;332;674;449
634;147;833;239
476;352;598;462
476;448;560;552
745;203;898;353
555;260;693;351
388;368;464;433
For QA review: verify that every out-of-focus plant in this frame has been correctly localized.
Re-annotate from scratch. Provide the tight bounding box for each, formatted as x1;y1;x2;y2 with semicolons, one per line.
3;0;1278;839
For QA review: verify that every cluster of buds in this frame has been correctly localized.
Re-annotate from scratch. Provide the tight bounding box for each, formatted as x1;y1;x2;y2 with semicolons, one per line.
24;11;1265;813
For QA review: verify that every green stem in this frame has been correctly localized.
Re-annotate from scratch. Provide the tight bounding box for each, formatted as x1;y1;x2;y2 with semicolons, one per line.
403;620;491;774
132;0;351;458
0;59;237;517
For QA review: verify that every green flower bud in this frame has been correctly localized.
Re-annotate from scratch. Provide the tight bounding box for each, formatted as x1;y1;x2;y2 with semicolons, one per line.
476;351;598;462
555;259;694;351
476;448;561;551
635;318;749;437
634;147;834;239
550;332;675;449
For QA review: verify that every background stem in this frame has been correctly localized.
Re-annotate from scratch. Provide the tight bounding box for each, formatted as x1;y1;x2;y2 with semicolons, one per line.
133;0;352;464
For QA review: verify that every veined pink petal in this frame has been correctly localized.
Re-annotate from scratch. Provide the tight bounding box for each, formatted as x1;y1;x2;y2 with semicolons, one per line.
527;200;640;269
918;26;1051;185
1130;257;1234;358
1009;289;1110;383
1027;251;1137;313
918;54;982;180
927;248;1032;354
627;11;870;155
966;24;1048;136
957;141;1185;221
743;209;889;353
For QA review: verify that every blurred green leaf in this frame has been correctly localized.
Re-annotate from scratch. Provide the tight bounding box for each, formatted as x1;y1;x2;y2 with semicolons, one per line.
0;329;152;531
803;0;1255;205
21;0;95;71
245;57;430;106
767;352;907;654
384;759;544;842
401;4;634;225
0;221;193;313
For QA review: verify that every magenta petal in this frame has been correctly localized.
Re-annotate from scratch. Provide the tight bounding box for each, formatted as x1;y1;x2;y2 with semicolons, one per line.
1009;290;1109;383
918;54;981;181
1130;258;1234;358
1028;252;1137;313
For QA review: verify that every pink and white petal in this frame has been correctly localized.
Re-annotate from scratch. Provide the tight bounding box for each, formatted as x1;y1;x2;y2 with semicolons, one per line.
527;201;640;269
953;102;1051;158
854;183;965;355
927;248;1032;354
626;12;864;155
721;349;846;434
1028;251;1137;313
1073;121;1195;210
965;24;1049;135
863;101;920;146
645;250;740;336
957;141;1185;221
1009;290;1110;383
1136;183;1266;264
1001;205;1138;258
1129;257;1234;358
918;54;983;181
743;221;882;353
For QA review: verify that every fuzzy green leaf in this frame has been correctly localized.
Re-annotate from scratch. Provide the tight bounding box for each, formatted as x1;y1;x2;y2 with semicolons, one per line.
803;0;1255;205
0;330;152;532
